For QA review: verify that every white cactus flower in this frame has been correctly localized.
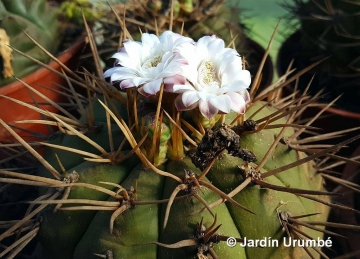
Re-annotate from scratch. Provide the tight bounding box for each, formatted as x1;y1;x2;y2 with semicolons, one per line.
103;31;192;96
168;35;251;119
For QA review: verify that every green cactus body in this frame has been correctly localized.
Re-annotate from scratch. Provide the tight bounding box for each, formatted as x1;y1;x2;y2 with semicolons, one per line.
35;97;137;258
207;103;329;259
31;98;329;259
158;157;246;259
74;164;165;258
38;161;139;259
37;123;126;177
0;0;61;86
207;151;327;259
140;112;171;166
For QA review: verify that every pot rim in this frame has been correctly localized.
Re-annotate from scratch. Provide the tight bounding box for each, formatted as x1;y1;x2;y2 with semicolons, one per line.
0;38;85;96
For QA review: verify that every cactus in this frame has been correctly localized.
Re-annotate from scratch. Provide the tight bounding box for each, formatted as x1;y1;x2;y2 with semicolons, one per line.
0;0;61;86
282;0;360;113
0;3;360;259
1;94;342;259
58;0;110;25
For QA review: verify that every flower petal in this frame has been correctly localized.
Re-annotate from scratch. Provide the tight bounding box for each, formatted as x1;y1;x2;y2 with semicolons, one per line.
141;78;163;96
131;77;149;87
238;89;251;104
208;95;232;113
106;67;139;82
123;41;143;62
175;94;199;111
182;91;200;107
164;74;185;85
170;84;196;93
120;79;135;89
103;67;117;79
207;38;225;59
216;81;249;94
198;99;218;119
226;92;247;114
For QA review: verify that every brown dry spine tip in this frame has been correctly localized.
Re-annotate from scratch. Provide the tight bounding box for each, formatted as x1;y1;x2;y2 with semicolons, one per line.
188;124;257;170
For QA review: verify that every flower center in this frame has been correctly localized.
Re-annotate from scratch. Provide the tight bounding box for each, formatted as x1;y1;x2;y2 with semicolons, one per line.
142;55;162;68
198;60;219;87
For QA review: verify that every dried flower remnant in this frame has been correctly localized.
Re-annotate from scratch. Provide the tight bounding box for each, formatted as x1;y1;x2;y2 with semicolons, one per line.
189;124;257;170
0;28;13;78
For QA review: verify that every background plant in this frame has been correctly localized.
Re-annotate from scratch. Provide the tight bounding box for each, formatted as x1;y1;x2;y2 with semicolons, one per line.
282;0;360;113
0;0;61;86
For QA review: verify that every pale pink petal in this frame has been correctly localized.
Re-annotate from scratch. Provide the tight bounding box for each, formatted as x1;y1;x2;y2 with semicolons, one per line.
198;99;218;119
175;94;199;111
238;89;251;104
115;56;138;69
236;70;251;86
179;64;198;86
141;33;160;47
137;87;151;97
164;75;186;92
120;79;135;89
226;92;247;114
123;41;143;61
182;91;200;107
197;35;216;47
103;67;117;78
141;78;163;95
132;77;149;87
174;42;197;64
207;38;225;58
197;92;216;102
168;53;189;66
107;67;139;82
216;82;249;94
161;62;184;77
223;66;250;84
195;36;212;59
159;31;192;51
164;74;185;85
112;52;128;60
159;31;176;50
208;95;232;113
171;84;196;93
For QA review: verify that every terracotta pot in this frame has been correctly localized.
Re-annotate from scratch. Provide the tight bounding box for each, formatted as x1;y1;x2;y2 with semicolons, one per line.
0;39;85;143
